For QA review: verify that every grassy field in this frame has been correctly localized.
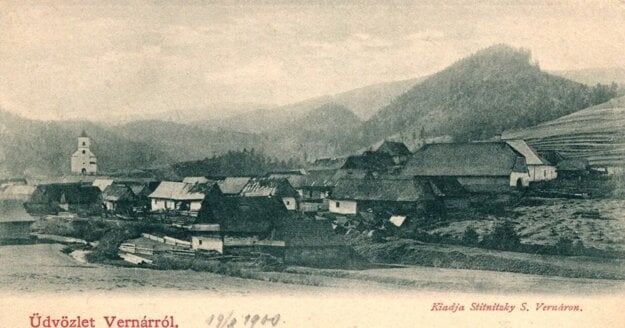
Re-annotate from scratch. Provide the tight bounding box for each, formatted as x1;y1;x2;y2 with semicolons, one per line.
503;96;625;167
427;198;625;252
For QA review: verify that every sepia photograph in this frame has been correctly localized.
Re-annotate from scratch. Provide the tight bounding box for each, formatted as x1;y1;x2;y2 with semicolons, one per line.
1;0;625;327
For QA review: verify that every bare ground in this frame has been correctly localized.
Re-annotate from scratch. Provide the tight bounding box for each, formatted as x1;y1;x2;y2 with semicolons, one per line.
1;244;623;295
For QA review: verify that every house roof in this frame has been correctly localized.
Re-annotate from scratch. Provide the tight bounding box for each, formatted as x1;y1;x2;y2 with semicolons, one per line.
240;178;298;198
557;159;590;171
375;141;411;157
148;181;205;201
79;130;89;138
331;178;432;202
217;177;251;195
182;176;211;184
342;151;396;171
301;170;337;188
274;219;346;247
28;183;101;204
102;184;136;202
92;179;114;191
307;157;348;171
267;174;306;189
195;196;288;233
0;185;36;200
505;140;551;165
402;142;528;177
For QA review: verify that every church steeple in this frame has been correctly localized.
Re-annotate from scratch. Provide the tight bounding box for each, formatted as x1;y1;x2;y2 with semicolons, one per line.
71;131;97;175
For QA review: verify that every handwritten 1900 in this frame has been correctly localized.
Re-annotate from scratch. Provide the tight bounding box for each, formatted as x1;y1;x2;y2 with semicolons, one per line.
206;312;281;328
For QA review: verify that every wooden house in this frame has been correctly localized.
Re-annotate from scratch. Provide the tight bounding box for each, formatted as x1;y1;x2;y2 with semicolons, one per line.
24;183;102;216
101;184;137;214
373;140;411;165
297;170;337;212
273;219;357;267
402;142;531;192
148;181;221;213
328;178;435;217
189;196;288;254
240;177;299;211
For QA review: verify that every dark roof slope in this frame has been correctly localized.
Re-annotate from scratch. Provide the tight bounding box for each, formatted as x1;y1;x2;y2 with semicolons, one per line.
342;151;395;171
28;183;101;204
102;184;136;202
195;196;288;233
275;219;346;246
307;157;348;171
331;178;432;202
375;141;411;156
402;142;527;177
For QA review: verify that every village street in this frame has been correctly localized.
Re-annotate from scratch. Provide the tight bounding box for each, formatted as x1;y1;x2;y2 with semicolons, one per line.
1;244;623;295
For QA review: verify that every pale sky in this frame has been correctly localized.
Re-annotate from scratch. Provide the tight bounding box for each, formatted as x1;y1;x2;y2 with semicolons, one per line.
1;0;624;121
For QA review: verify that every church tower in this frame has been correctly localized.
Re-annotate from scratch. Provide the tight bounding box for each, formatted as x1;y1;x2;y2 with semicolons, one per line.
71;130;97;175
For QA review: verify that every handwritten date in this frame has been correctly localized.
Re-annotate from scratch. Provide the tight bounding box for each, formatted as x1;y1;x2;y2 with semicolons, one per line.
206;312;281;328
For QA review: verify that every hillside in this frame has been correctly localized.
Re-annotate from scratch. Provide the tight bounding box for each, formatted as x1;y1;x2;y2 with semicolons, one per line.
361;45;617;144
503;96;625;167
0;110;170;177
552;67;625;87
205;77;422;134
259;103;364;161
111;120;264;163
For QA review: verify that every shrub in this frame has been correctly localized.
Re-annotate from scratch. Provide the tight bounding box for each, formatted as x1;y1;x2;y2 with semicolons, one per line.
86;226;142;262
481;220;520;251
462;227;480;246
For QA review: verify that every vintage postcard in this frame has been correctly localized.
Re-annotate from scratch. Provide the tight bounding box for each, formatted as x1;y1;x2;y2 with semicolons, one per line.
1;0;625;327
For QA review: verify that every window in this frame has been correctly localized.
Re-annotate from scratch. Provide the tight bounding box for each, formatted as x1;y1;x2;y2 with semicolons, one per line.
82;150;85;154
335;201;340;208
198;240;203;245
285;200;290;205
82;142;86;146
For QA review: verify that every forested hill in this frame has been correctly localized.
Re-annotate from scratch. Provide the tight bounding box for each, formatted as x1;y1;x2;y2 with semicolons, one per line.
172;149;299;177
360;44;618;144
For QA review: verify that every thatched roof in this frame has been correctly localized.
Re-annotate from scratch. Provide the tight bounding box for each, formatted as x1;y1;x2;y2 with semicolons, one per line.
402;142;528;177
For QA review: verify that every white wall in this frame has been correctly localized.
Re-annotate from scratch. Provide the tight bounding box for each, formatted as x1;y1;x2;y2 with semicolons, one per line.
150;198;175;211
509;172;531;187
191;236;223;253
190;200;203;212
328;199;357;215
282;197;298;211
527;165;557;182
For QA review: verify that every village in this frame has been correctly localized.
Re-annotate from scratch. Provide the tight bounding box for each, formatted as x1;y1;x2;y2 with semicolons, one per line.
1;127;624;287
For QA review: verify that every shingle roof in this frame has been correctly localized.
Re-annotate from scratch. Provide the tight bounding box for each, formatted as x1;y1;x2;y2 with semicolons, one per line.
301;170;337;188
195;196;288;233
402;142;528;177
505;139;551;165
217;177;251;195
375;141;411;157
240;178;298;198
331;178;432;202
148;181;205;201
92;179;114;191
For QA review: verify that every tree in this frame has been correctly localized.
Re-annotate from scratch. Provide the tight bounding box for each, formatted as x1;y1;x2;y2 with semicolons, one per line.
462;226;479;246
482;221;521;251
